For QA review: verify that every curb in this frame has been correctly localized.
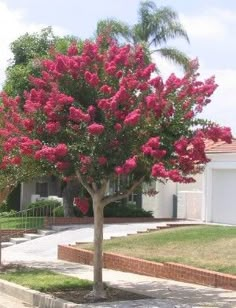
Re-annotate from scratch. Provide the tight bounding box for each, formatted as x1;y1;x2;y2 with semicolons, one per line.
0;278;85;308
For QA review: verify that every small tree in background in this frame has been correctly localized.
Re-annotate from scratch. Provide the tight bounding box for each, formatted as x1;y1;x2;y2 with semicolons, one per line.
0;37;231;298
3;28;82;215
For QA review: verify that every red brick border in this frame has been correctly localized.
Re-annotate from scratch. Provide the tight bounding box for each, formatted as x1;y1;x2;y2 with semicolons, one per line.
0;229;37;241
58;245;236;291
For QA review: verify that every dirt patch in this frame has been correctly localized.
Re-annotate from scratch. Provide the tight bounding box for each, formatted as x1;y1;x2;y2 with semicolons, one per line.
50;287;149;304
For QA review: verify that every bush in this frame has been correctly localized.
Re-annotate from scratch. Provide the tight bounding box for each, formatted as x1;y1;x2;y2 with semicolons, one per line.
53;205;64;217
0;210;17;217
0;201;10;212
104;202;153;217
27;199;61;216
74;200;153;218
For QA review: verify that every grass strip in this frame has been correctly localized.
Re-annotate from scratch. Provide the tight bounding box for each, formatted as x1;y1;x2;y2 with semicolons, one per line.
0;266;92;292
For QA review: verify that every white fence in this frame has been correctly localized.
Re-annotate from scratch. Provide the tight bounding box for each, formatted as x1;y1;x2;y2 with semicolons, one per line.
177;191;203;220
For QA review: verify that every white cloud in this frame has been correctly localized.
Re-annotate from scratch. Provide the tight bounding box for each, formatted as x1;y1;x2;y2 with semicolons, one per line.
200;68;236;135
0;1;68;87
210;8;236;23
180;14;226;40
179;8;236;41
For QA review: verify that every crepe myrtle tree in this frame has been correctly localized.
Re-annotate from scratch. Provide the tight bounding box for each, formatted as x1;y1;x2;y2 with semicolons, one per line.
0;37;232;298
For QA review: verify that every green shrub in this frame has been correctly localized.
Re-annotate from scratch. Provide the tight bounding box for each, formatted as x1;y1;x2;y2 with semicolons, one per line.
104;202;153;217
74;200;153;218
0;210;17;217
53;205;64;217
27;199;61;216
0;201;10;212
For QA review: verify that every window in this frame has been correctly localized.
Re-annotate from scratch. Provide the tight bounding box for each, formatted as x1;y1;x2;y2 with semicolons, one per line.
36;182;48;197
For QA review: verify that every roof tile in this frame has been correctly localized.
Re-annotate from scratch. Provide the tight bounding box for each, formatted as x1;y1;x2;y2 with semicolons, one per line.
205;139;236;153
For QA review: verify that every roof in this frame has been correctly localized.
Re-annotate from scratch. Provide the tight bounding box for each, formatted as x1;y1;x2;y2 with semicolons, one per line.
205;139;236;153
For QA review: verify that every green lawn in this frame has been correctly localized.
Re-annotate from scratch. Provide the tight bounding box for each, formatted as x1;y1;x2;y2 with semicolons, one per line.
0;267;92;292
81;225;236;275
0;217;44;229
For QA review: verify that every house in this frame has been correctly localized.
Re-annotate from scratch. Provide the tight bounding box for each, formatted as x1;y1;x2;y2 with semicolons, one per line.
9;139;236;225
6;176;62;211
11;175;142;211
142;139;236;225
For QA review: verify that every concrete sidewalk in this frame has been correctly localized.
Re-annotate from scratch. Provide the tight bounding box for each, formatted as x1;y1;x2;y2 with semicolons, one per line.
0;291;33;308
17;260;236;308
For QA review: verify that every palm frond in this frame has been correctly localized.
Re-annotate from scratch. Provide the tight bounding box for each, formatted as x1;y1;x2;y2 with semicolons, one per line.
96;19;132;42
153;47;190;71
149;21;189;47
136;3;189;47
137;1;158;42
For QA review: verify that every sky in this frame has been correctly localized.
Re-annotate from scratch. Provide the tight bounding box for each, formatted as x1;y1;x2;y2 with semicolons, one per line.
0;0;236;135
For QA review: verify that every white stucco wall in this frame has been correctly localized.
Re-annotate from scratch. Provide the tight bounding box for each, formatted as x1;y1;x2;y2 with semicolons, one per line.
142;180;177;218
178;173;203;191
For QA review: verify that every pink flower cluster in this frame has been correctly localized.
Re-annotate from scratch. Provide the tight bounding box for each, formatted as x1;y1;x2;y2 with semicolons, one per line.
141;137;166;159
151;163;194;183
115;156;137;175
174;138;188;155
46;122;61;134
0;155;22;169
87;123;104;135
84;71;100;87
98;156;107;165
205;126;232;143
69;107;91;123
56;161;70;172
79;155;92;174
35;143;68;163
124;109;141;126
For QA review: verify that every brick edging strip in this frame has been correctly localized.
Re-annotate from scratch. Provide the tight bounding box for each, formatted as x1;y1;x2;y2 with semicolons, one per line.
58;245;236;291
0;229;37;241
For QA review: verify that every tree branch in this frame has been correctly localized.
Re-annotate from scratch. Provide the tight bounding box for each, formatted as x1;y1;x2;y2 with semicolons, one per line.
75;170;94;197
102;176;144;207
99;179;108;198
92;182;98;192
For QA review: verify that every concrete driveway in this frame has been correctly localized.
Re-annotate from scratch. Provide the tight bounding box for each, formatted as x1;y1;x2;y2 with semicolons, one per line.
2;222;167;263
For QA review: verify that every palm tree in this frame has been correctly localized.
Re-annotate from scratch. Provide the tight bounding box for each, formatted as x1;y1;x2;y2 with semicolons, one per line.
96;0;190;70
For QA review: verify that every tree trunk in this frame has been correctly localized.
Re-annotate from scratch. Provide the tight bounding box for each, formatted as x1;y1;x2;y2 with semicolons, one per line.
91;196;106;299
0;186;15;205
62;192;75;217
62;179;80;217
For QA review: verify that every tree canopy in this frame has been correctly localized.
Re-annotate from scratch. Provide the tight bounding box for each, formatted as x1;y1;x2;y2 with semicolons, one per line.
1;28;81;209
4;27;79;99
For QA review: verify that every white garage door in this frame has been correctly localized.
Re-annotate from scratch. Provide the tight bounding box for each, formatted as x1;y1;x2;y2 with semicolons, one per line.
212;169;236;225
